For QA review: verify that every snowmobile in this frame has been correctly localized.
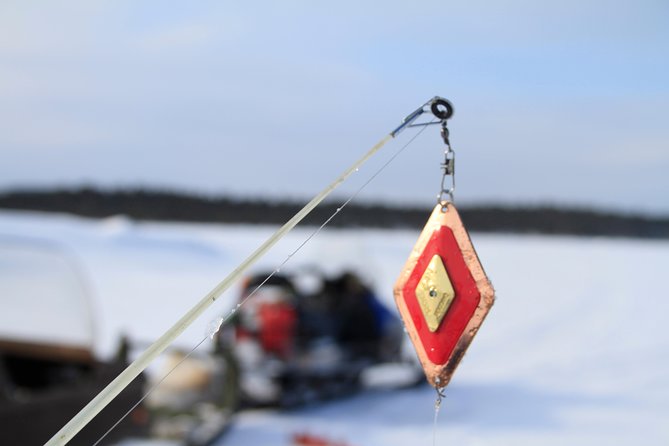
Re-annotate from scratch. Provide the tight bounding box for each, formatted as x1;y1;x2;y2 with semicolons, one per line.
222;269;422;407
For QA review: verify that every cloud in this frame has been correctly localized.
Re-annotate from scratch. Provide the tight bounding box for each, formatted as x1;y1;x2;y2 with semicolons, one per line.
0;1;667;213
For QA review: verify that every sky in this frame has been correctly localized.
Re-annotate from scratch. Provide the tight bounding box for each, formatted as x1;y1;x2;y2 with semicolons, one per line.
1;1;668;214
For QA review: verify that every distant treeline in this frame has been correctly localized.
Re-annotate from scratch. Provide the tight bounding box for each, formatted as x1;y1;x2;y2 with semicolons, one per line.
1;188;668;239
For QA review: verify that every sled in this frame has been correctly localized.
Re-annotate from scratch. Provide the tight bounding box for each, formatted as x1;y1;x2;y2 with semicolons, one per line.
0;239;149;445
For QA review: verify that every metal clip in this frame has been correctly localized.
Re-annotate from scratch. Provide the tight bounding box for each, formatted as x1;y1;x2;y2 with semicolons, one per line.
441;154;455;176
440;122;450;146
437;120;455;206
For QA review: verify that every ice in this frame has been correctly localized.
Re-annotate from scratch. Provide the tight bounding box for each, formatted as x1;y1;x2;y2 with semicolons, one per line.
206;317;224;340
1;209;668;445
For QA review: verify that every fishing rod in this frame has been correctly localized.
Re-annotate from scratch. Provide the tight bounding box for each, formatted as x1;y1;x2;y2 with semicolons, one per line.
44;95;454;446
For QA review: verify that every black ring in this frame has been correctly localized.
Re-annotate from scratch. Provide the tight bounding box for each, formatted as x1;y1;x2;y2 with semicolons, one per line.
430;98;454;120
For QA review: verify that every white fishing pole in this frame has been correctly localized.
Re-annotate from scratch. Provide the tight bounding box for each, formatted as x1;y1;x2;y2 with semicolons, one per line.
44;96;452;446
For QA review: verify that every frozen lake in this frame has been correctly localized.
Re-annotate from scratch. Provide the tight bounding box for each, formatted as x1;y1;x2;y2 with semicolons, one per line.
1;209;668;445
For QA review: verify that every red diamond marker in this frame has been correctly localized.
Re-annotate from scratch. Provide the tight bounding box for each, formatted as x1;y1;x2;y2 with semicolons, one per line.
394;203;494;387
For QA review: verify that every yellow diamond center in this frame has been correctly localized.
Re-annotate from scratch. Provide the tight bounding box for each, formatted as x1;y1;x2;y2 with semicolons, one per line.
415;255;455;332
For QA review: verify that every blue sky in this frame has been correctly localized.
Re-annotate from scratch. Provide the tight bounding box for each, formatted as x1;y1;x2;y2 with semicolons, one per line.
1;1;667;213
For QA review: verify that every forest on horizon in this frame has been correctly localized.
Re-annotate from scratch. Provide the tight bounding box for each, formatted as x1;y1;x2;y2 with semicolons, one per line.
1;187;668;239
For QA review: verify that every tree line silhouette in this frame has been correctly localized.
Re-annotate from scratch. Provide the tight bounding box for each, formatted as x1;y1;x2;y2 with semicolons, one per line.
1;188;668;239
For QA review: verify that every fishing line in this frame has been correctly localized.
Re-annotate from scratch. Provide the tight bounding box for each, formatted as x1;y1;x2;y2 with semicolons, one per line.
433;385;446;446
89;119;435;446
49;139;395;446
49;97;445;446
90;337;209;446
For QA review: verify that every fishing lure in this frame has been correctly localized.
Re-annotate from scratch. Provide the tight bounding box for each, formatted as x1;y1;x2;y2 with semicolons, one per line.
393;98;495;388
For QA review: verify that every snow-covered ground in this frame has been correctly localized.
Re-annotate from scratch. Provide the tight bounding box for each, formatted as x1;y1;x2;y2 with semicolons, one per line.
1;209;668;445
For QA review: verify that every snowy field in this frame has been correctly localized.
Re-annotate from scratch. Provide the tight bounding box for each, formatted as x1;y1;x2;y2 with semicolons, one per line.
1;209;668;445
